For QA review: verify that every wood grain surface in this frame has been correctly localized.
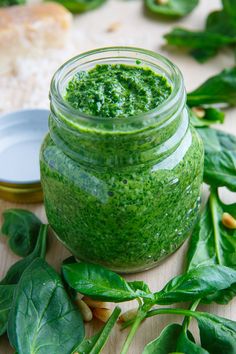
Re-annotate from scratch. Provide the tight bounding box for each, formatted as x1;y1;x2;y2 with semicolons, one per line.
0;0;235;353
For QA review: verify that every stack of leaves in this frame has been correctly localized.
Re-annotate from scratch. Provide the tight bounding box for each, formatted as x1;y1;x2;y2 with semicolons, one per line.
164;0;236;62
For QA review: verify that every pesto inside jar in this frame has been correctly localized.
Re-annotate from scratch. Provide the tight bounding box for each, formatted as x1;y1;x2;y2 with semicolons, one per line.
40;57;204;273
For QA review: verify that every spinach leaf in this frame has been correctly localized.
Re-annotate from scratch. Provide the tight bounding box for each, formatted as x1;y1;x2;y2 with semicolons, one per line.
8;258;84;354
75;306;121;354
1;209;42;257
48;0;106;13
155;265;236;304
145;0;199;18
187;190;236;270
187;68;236;107
0;285;15;336
197;128;236;191
222;0;236;17
164;29;236;63
142;323;207;354
62;262;153;302
194;311;236;354
0;0;25;6
187;190;236;303
206;10;236;38
0;224;48;336
0;224;48;285
190;108;225;127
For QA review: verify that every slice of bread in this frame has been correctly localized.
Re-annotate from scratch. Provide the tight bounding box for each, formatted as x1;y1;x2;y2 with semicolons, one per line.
0;2;72;73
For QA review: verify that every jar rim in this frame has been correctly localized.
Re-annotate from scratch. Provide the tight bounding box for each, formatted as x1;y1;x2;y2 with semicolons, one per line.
50;46;185;130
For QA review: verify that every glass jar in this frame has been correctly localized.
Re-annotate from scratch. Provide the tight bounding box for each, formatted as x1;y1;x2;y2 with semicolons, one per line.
40;47;204;273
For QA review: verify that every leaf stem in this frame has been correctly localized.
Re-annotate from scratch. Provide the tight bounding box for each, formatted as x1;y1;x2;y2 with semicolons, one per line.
182;298;201;332
209;190;223;265
120;306;148;354
146;307;200;320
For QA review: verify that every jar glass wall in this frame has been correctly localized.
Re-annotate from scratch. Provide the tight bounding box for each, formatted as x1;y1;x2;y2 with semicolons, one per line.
40;47;204;273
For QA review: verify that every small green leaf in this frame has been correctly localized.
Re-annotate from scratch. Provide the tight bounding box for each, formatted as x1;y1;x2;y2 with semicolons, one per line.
62;262;152;302
46;0;106;13
187;68;236;107
155;265;236;304
142;323;207;354
190;108;225;127
1;209;42;257
75;306;121;354
145;0;199;18
0;224;48;285
8;258;84;354
197;128;236;191
164;29;236;63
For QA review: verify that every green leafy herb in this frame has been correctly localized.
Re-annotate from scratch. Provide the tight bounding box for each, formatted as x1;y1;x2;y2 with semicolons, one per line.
1;209;42;257
197;128;236;191
0;0;25;6
0;224;48;285
8;258;84;354
142;323;208;354
47;0;106;13
187;68;236;107
155;265;236;304
145;0;199;18
222;0;236;17
62;262;153;302
0;224;48;336
187;190;236;303
75;306;121;354
164;28;236;63
190;108;225;127
0;285;15;336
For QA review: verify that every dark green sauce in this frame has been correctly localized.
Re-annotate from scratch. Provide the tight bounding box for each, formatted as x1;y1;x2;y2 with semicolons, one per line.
65;64;172;118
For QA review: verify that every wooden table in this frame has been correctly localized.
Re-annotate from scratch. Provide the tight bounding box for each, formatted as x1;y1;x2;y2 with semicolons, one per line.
0;0;235;352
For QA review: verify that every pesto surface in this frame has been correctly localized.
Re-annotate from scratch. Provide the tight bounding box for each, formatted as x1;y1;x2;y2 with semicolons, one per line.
65;64;172;118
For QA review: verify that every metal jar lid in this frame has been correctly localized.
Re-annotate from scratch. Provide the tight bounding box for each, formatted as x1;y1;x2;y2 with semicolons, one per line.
0;109;49;203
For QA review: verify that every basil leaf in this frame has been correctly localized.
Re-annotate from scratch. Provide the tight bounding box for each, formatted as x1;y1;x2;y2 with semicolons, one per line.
187;68;236;107
194;312;236;354
197;128;236;191
164;29;236;63
155;265;236;304
47;0;106;13
142;323;207;354
145;0;199;18
190;108;225;127
128;281;152;294
0;224;48;285
8;258;84;354
1;209;42;257
62;262;152;302
206;10;236;38
75;306;121;354
0;285;15;336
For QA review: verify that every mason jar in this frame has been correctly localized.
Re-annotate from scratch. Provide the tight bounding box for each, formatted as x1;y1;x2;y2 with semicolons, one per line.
40;47;204;273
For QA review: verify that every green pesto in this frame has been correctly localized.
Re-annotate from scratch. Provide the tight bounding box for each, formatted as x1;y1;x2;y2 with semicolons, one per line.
40;63;204;273
65;64;172;118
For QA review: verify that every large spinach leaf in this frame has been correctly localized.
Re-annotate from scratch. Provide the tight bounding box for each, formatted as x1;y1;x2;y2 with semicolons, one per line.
0;285;15;336
145;0;199;18
197;128;236;191
142;323;208;354
75;306;121;354
1;209;42;257
187;190;236;303
155;265;236;304
8;258;84;354
0;224;48;336
194;311;236;354
62;262;153;302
